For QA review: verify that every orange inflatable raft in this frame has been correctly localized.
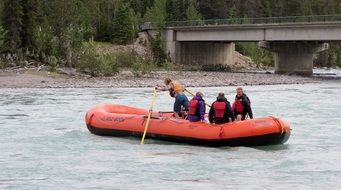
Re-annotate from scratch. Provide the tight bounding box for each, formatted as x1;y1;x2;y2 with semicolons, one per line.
85;104;291;147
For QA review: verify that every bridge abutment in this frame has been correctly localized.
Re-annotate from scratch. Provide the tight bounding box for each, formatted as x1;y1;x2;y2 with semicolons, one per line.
176;42;235;66
163;30;235;67
259;41;329;75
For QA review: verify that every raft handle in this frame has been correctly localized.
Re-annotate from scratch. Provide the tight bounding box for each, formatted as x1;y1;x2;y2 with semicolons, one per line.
143;115;162;120
87;113;95;126
269;116;285;134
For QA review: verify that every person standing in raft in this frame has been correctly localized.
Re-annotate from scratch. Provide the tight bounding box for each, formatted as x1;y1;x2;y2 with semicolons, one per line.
188;92;206;122
156;78;189;118
209;93;234;124
232;87;253;121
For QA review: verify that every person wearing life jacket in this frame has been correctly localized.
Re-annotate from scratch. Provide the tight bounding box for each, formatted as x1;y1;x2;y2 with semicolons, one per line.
156;78;189;118
188;92;206;122
209;93;234;124
232;87;253;121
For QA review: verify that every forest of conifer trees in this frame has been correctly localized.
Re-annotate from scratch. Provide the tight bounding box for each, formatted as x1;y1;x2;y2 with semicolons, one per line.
0;0;340;74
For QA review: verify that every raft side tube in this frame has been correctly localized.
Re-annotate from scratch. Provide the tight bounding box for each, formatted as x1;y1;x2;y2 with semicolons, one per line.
87;125;290;147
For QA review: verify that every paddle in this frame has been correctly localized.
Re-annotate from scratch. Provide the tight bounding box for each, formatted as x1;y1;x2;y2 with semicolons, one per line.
184;88;211;108
141;87;158;145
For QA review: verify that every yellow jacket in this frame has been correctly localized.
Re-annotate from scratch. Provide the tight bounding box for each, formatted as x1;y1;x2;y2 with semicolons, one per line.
171;80;183;94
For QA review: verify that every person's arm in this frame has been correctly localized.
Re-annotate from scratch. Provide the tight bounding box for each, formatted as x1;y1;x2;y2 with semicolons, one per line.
155;85;170;91
156;82;174;91
208;104;214;123
243;97;253;119
226;102;235;122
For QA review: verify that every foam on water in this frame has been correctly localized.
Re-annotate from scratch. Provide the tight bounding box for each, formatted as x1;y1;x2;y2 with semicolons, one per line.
0;82;341;189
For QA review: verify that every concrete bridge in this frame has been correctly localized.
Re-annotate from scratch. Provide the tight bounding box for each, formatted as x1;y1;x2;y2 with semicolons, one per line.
143;15;341;75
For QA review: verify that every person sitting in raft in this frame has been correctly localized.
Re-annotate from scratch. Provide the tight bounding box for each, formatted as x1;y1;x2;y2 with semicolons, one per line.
156;78;189;118
209;93;234;124
188;92;206;122
232;87;253;121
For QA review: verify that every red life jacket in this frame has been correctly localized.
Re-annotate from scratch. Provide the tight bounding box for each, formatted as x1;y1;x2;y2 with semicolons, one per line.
188;99;198;115
213;102;226;118
232;99;244;113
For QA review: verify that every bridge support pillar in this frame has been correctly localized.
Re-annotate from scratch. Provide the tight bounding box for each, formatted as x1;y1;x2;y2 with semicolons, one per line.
259;41;329;75
164;30;177;61
175;42;235;66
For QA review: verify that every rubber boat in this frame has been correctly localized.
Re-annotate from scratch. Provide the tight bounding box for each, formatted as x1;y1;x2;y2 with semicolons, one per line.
85;104;291;147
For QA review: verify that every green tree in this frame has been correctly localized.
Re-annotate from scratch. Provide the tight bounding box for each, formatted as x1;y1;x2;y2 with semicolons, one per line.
144;0;167;28
0;1;4;22
151;31;166;66
2;0;23;53
35;18;57;63
43;0;95;67
0;26;7;50
128;0;154;19
236;42;273;67
315;43;341;68
92;0;118;41
197;0;228;19
144;0;167;65
166;0;180;21
112;3;136;45
299;0;312;15
228;4;237;19
186;0;202;21
166;0;189;21
21;0;42;51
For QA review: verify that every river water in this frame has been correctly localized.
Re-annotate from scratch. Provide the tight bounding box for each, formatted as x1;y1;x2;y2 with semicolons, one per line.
1;82;340;190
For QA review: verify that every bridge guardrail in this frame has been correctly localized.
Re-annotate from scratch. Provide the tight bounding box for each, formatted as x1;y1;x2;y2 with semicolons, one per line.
167;15;341;27
140;15;341;30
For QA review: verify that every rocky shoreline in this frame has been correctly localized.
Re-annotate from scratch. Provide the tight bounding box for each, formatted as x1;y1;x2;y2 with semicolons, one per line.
0;67;324;88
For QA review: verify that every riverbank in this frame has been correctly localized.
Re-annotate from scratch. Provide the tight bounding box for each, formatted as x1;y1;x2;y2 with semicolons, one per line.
0;67;326;88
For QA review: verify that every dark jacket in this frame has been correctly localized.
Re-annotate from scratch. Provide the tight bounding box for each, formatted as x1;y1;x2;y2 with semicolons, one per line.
233;94;253;119
188;96;206;122
209;96;234;124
